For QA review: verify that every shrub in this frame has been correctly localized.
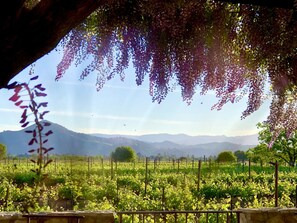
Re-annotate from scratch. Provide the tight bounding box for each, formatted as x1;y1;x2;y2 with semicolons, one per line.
111;146;137;162
217;151;237;163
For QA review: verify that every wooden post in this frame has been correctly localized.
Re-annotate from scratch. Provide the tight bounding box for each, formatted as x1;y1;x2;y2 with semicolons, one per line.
101;157;104;170
248;159;251;179
145;157;148;196
111;158;114;180
197;160;202;191
88;157;90;175
270;161;279;207
70;158;73;176
230;197;234;220
208;158;211;177
116;178;119;205
162;186;165;209
295;185;297;208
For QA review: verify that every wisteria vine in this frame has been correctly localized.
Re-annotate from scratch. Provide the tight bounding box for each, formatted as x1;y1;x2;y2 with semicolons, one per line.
55;0;297;138
8;72;53;183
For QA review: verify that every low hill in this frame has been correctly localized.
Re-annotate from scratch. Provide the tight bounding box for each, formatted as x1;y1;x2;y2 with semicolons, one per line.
0;121;256;157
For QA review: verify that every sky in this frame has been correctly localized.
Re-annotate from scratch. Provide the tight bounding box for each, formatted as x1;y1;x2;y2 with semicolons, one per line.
0;48;271;136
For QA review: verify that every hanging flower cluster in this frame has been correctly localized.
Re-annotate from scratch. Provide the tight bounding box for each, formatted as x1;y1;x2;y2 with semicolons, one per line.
8;71;53;182
56;0;297;137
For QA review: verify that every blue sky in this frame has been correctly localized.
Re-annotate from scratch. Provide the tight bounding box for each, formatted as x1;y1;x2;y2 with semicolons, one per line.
0;48;271;136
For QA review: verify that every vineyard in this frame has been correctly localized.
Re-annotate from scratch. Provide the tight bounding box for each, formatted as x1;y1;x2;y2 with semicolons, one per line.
0;156;297;215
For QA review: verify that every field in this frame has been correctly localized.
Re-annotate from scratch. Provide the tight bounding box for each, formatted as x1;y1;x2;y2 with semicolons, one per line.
0;156;297;214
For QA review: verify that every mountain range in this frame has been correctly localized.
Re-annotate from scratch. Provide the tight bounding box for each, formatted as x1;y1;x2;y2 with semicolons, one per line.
0;121;258;157
93;132;258;146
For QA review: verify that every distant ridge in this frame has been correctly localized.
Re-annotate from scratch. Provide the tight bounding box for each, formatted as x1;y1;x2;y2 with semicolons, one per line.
0;121;257;157
92;132;258;146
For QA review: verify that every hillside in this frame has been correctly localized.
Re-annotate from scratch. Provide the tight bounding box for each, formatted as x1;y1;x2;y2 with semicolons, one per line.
0;121;256;157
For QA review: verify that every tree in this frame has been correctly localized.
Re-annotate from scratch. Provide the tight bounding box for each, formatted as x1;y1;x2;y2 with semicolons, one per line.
246;144;275;164
217;151;237;162
234;150;248;161
1;0;297;138
257;122;297;167
0;143;7;159
111;146;137;162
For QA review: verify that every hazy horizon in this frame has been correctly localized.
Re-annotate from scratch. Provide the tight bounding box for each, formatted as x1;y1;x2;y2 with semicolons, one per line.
0;119;259;138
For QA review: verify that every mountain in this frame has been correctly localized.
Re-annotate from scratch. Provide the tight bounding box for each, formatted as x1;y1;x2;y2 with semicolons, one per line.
0;121;256;157
0;122;114;156
93;133;258;145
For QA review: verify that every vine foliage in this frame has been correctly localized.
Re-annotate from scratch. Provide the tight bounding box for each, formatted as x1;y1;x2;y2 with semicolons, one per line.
8;72;53;184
